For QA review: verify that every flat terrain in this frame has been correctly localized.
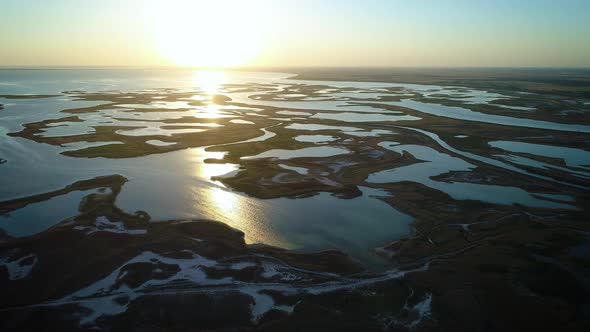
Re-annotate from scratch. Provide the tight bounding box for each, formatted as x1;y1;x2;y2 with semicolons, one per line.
1;68;589;331
292;67;590;95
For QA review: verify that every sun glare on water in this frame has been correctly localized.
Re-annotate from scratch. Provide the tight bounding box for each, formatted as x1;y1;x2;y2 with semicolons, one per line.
148;0;269;68
193;70;225;94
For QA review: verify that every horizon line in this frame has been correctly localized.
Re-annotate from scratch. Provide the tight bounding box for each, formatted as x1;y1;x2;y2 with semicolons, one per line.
2;65;590;71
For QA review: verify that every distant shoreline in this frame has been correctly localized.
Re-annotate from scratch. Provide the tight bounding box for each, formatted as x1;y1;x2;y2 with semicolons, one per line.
2;66;590;95
1;65;590;70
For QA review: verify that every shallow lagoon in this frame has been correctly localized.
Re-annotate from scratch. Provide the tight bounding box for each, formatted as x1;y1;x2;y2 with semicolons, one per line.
0;136;407;264
367;144;574;209
489;140;590;170
294;135;338;143
1;69;588;267
242;146;350;160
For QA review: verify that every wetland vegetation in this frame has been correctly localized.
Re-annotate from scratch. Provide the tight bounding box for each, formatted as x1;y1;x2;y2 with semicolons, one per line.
1;68;589;331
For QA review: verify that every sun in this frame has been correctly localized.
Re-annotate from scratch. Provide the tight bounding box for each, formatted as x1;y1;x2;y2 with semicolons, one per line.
148;0;268;68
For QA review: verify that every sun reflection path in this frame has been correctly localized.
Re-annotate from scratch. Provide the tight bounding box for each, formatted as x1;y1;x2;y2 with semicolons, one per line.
204;186;288;248
187;148;236;186
193;70;225;95
191;70;227;118
184;148;288;248
179;80;291;248
210;187;238;214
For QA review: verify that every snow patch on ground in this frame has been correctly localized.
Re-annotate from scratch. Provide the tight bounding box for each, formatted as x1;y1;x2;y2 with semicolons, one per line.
380;292;433;330
0;251;38;280
74;216;147;235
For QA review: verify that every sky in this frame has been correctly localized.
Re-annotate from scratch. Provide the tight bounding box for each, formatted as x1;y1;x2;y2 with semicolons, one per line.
1;0;589;68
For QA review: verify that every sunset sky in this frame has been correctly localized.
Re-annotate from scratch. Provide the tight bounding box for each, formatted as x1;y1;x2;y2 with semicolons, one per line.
1;0;589;68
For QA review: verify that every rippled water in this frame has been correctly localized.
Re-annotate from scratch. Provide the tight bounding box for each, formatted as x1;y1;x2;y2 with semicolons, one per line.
1;69;588;266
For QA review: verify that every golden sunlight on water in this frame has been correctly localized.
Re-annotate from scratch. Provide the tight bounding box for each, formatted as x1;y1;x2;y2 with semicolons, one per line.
192;70;225;95
209;187;238;214
200;161;237;188
186;148;287;247
190;70;226;118
188;148;235;185
180;73;294;250
203;186;288;248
